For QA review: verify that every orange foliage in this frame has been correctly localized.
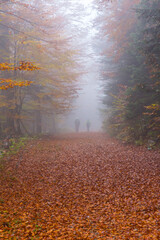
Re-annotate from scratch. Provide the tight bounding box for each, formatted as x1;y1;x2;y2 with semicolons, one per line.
15;61;40;71
0;61;40;72
0;61;40;90
101;0;141;60
0;79;32;90
0;63;13;71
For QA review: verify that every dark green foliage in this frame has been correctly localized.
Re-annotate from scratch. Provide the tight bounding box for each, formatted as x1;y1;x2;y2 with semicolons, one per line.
102;0;160;143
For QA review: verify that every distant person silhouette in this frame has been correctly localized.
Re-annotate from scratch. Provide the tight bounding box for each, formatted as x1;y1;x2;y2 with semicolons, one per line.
86;120;91;132
75;119;80;133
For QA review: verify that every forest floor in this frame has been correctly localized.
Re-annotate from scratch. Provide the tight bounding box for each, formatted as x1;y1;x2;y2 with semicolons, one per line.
0;133;159;239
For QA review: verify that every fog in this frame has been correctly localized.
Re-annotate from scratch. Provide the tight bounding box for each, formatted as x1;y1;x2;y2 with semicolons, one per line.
64;71;103;132
59;0;103;133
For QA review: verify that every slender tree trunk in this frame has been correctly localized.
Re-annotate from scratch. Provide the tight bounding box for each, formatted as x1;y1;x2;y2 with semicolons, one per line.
20;120;31;136
6;111;15;136
53;114;56;133
15;101;22;136
6;89;16;136
0;122;2;138
16;119;22;135
35;110;42;134
32;119;35;134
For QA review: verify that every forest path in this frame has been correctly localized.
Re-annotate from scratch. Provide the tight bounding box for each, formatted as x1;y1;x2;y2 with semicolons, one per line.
0;133;159;239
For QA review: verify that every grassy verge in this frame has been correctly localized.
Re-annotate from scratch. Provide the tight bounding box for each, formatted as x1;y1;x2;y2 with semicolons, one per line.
0;137;30;170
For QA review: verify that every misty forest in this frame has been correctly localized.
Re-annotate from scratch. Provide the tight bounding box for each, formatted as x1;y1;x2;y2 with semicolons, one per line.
0;0;159;239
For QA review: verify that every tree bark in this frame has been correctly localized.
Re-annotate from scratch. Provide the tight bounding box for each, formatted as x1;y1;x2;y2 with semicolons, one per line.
35;110;42;134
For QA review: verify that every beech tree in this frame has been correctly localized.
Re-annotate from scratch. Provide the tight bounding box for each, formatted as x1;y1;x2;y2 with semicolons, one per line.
0;0;81;136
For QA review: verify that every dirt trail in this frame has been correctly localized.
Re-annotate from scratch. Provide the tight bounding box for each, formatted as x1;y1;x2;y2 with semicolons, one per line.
0;133;159;239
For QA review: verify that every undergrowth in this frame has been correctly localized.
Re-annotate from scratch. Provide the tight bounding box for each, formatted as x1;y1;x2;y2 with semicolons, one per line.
0;137;30;170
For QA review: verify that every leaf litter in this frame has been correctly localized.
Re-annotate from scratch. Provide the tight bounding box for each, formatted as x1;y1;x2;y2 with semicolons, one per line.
0;133;159;239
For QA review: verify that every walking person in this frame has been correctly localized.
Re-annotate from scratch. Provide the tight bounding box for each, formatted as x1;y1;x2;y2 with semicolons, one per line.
86;120;91;132
75;119;80;133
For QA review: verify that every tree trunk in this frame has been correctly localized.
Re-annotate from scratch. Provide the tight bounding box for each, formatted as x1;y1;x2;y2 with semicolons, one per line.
16;119;22;135
6;110;15;136
53;114;56;134
0;122;2;138
35;110;42;134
